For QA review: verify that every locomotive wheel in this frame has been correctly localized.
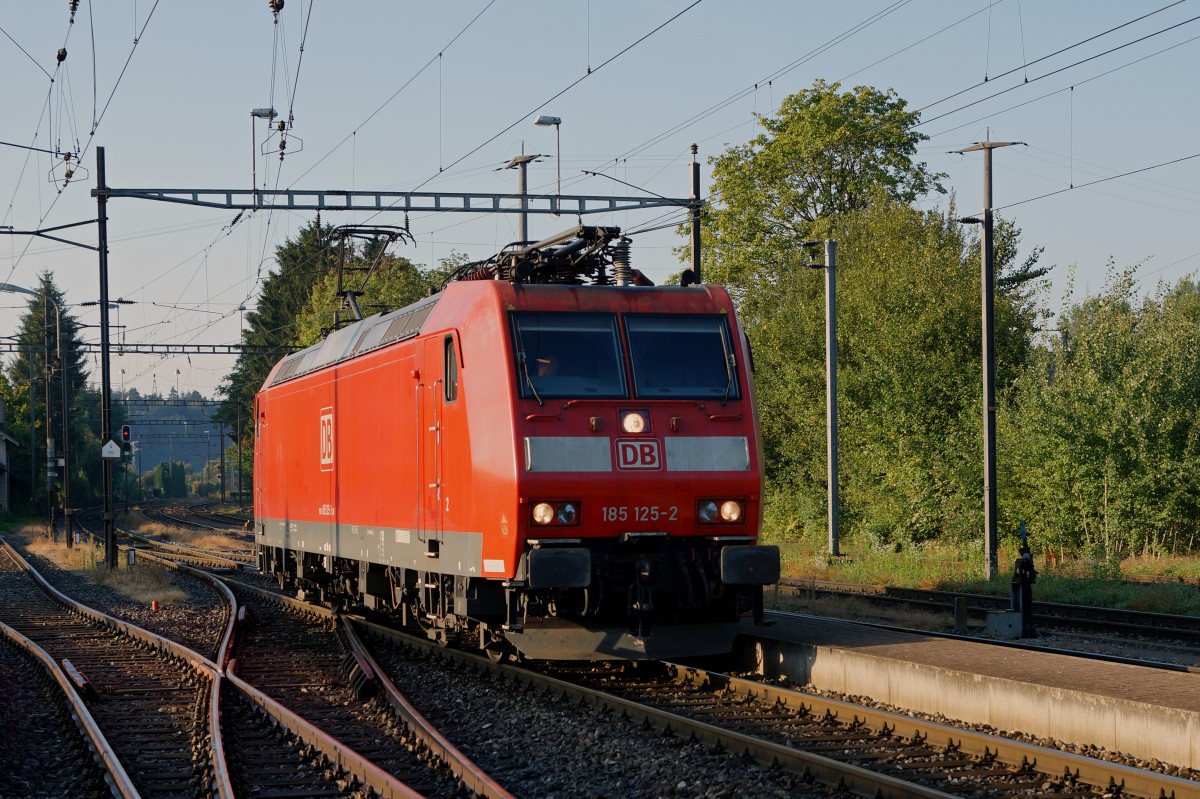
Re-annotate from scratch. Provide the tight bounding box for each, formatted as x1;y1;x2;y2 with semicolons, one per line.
484;639;517;663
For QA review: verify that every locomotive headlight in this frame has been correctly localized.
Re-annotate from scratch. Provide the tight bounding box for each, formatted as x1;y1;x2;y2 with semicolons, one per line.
620;410;650;434
532;502;556;525
556;502;578;525
698;499;745;524
531;501;581;526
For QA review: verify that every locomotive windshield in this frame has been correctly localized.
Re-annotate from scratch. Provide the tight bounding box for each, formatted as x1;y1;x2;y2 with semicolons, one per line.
627;315;739;400
512;312;627;399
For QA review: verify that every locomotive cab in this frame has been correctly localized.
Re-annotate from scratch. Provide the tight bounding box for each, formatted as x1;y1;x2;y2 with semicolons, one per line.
493;298;779;659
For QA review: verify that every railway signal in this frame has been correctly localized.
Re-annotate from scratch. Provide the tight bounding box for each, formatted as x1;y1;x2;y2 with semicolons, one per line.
120;424;133;461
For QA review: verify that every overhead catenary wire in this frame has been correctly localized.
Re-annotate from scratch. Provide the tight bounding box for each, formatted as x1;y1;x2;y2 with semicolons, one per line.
14;3;1200;393
286;0;497;188
917;10;1200;128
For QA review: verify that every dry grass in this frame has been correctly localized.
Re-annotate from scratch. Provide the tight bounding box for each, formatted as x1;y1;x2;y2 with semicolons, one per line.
17;528;186;606
119;512;250;554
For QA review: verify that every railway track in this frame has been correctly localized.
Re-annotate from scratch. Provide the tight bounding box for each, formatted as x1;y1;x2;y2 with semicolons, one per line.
0;538;219;798
221;573;511;799
353;618;1199;799
38;519;1188;798
189;503;253;529
0;532;477;798
0;623;115;798
778;577;1200;642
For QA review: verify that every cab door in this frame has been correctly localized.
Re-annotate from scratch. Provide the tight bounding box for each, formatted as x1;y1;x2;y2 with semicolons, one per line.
418;337;445;556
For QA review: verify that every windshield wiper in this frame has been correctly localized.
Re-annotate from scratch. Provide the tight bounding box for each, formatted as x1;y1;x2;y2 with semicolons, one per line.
516;346;544;407
721;350;735;406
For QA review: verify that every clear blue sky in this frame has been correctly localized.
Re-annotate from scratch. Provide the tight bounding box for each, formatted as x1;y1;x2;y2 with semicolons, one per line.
3;1;1198;397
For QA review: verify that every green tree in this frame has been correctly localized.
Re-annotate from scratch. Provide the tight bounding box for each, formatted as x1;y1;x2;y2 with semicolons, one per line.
214;220;338;480
0;272;95;514
294;247;431;346
745;199;1039;549
1002;269;1200;557
699;79;945;290
695;80;1041;551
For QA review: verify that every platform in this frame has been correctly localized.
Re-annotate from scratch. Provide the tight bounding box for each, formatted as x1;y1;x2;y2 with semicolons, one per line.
737;612;1200;770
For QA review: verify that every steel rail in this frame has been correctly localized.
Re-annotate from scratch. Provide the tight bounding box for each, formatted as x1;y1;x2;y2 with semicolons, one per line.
353;617;958;799
0;538;223;672
664;663;1200;799
0;619;140;799
0;537;233;797
222;575;517;798
222;663;426;799
115;514;250;568
115;544;240;797
341;616;516;799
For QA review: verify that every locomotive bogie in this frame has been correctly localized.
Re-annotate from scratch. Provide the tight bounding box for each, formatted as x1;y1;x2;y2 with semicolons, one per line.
255;273;779;660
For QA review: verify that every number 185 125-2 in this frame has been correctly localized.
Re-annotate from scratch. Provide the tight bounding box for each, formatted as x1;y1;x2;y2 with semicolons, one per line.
601;505;678;523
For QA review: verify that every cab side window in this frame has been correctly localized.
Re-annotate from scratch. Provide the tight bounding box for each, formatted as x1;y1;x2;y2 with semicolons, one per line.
444;336;458;402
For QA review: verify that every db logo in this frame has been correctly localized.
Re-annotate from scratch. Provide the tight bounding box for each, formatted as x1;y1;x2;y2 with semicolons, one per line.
616;439;661;470
319;407;334;471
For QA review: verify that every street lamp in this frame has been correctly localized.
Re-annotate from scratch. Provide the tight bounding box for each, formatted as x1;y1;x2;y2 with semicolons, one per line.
250;107;278;198
534;115;562;203
236;305;246;507
0;282;69;544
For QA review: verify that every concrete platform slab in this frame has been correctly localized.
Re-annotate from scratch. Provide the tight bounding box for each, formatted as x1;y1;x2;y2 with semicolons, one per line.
738;612;1200;770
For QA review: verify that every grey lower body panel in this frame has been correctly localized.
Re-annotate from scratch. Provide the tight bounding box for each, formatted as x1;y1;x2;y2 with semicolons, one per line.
258;516;484;578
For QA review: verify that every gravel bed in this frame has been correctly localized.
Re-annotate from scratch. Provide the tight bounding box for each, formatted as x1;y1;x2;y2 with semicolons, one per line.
365;633;855;799
0;631;112;798
5;532;229;662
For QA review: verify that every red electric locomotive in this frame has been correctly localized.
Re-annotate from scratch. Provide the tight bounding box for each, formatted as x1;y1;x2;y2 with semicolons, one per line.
254;225;779;660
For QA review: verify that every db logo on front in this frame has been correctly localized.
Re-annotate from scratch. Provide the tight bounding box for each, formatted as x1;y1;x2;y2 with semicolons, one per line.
616;439;661;470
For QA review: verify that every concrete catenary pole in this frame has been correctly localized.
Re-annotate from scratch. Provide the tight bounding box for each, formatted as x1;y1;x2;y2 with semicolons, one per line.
824;240;839;557
955;139;1021;580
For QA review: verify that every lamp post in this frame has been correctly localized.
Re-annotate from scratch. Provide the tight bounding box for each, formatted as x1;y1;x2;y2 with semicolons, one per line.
250;107;278;201
204;430;211;498
237;306;246;508
534;115;562;205
0;283;67;544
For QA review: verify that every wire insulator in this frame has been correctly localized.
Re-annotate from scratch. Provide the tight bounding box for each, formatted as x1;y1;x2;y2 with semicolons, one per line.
268;0;284;13
56;48;67;63
612;240;632;286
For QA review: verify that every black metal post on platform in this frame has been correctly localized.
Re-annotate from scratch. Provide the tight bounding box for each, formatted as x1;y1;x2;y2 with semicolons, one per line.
96;147;117;568
690;144;702;285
